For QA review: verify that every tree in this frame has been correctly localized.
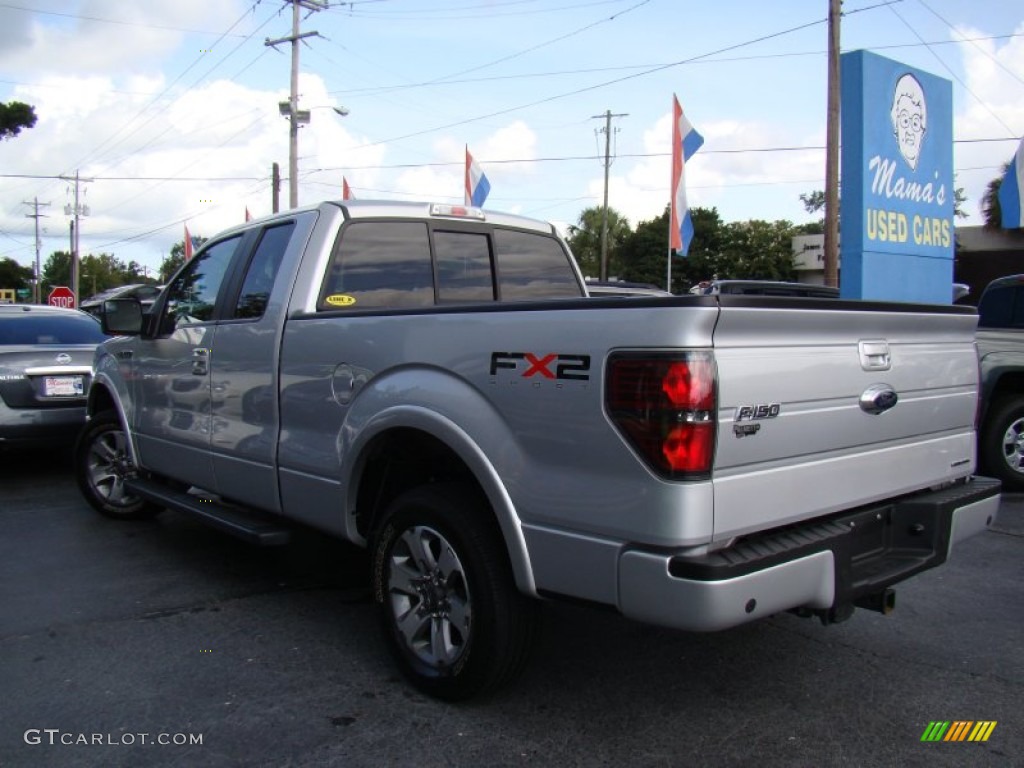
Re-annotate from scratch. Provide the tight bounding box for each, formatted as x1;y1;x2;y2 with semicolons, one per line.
0;257;33;291
78;253;154;298
954;185;969;220
670;206;729;292
160;236;207;282
982;163;1009;228
565;206;631;279
802;180;968;226
616;207;671;288
0;101;38;140
41;251;72;293
717;219;798;281
800;190;826;215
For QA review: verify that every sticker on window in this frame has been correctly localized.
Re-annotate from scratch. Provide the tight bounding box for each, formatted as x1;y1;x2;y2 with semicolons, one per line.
325;294;357;307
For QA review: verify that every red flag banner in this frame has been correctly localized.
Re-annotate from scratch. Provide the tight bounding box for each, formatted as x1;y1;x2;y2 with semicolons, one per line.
184;224;193;261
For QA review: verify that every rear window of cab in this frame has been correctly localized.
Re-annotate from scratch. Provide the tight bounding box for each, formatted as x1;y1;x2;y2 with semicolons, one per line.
318;221;582;311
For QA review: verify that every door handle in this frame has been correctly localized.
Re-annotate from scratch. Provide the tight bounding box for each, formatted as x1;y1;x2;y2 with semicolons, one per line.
191;347;209;376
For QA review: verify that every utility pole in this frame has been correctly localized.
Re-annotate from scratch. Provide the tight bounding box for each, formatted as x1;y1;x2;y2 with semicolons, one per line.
22;198;49;304
823;0;842;289
272;162;281;213
265;0;325;210
592;109;627;282
60;170;92;306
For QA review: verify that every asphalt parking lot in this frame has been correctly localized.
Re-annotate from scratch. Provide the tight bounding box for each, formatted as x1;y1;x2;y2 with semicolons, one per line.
1;447;1021;768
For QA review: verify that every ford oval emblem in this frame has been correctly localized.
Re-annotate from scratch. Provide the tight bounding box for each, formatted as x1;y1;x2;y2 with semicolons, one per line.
860;384;898;415
55;353;72;364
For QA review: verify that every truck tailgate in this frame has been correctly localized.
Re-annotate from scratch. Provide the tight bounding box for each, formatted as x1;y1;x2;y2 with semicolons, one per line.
711;298;979;541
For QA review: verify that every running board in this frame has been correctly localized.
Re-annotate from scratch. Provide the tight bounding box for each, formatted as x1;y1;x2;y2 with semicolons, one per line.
124;477;291;546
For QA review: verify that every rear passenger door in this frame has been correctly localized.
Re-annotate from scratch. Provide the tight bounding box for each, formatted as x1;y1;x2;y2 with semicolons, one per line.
209;218;304;511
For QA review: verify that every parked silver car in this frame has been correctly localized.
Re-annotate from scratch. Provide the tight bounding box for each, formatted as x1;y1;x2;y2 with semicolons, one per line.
0;304;109;446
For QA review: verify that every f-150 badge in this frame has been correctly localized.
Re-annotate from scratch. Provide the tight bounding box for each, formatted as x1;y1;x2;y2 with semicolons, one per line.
735;403;781;421
733;403;780;438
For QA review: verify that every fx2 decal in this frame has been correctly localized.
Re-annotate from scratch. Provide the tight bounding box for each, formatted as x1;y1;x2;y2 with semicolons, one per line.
489;352;591;381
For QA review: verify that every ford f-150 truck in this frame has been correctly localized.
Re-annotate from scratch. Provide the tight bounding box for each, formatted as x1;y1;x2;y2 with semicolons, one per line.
76;200;1000;700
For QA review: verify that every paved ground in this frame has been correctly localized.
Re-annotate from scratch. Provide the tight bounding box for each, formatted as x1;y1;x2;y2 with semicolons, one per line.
0;447;1021;767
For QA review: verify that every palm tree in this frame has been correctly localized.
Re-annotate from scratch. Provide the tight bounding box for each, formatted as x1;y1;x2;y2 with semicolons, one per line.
982;163;1011;228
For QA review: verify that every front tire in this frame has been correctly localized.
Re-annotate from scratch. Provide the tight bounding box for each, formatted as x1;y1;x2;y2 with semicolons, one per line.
75;410;160;520
371;483;538;701
980;395;1024;492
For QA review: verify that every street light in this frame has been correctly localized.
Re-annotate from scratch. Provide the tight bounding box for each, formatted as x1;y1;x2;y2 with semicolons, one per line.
279;103;349;208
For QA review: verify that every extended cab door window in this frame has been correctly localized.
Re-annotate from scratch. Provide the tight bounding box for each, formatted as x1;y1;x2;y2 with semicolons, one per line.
232;222;294;319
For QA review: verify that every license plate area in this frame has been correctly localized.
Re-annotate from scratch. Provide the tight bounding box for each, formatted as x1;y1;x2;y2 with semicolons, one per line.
836;501;945;595
43;375;84;397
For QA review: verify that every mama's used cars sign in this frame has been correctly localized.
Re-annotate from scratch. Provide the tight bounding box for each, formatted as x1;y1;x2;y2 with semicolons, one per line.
840;50;953;302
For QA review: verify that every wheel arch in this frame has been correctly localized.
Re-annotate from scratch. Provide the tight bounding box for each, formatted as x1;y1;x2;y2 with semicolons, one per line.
346;408;537;597
978;358;1024;425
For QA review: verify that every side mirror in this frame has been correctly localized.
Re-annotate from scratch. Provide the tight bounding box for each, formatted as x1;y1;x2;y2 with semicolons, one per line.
101;298;144;336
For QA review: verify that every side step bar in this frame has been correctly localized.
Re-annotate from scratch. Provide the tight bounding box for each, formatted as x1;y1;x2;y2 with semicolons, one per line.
125;476;291;546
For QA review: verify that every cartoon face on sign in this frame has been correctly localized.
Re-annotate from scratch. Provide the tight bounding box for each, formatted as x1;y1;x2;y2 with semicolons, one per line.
890;73;927;171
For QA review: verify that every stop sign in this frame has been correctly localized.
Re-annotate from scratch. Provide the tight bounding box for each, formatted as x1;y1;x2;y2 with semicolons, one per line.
47;286;76;309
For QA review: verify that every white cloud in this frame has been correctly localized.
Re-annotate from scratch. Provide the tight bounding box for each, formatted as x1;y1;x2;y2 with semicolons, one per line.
0;69;374;273
950;24;1024;220
0;1;244;76
590;108;827;229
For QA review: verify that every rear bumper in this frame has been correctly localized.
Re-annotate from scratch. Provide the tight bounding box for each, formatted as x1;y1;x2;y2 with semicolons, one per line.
0;403;87;445
618;476;1001;632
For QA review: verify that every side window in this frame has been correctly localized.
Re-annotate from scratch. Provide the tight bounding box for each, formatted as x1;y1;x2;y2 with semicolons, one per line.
434;231;494;303
494;230;583;301
234;222;294;319
1011;287;1024;329
320;222;433;310
979;286;1014;329
164;235;241;328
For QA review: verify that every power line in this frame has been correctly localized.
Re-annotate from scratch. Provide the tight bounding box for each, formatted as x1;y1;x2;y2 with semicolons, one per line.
886;3;1019;138
330;0;641;21
64;2;269;174
913;0;1024;90
427;0;650;84
325;33;1024;97
0;2;250;36
2;135;1017;184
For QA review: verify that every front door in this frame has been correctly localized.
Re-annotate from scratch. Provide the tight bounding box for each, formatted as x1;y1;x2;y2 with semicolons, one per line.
131;235;242;491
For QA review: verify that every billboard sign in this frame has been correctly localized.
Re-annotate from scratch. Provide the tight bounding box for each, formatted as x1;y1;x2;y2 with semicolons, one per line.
840;50;954;302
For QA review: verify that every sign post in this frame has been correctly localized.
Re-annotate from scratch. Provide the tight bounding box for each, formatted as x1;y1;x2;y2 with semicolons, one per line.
47;286;76;309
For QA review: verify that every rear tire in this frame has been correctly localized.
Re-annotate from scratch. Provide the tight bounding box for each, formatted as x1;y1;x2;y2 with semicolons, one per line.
75;410;160;520
980;395;1024;492
371;483;538;701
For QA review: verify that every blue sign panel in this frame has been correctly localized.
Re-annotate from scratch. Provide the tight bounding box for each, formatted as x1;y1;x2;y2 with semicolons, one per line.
840;50;954;302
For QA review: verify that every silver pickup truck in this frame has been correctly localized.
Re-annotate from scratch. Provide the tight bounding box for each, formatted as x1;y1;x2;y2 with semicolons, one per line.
76;200;1000;700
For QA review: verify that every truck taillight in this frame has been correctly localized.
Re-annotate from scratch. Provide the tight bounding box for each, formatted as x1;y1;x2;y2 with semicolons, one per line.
605;352;717;479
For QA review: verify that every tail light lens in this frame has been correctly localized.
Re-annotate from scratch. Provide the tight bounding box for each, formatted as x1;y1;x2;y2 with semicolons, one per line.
605;352;716;479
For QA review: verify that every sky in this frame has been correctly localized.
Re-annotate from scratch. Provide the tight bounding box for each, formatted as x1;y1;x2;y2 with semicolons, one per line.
0;0;1022;284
